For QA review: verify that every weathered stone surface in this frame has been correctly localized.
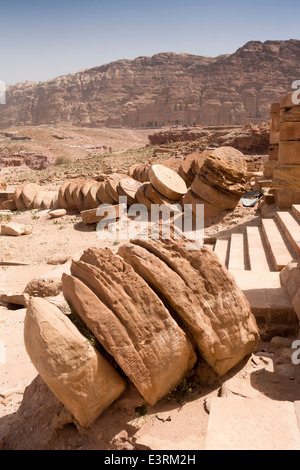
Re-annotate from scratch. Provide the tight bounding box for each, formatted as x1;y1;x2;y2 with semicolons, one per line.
105;174;125;203
80;180;97;210
191;174;239;210
97;182;115;205
0;292;30;306
273;164;300;190
144;182;178;207
135;183;153;211
48;209;67;218
14;183;27;211
33;191;48;210
80;203;127;224
178;153;202;185
181;189;220;219
150;124;270;154
86;183;102;209
63;248;196;405
132;163;152;183
24;277;62;298
149;164;187;200
24;298;127;428
0;222;32;236
280;261;300;300
120;239;258;375
0;199;17;211
263;160;278;179
72;180;87;212
22;183;41;209
188;148;246;217
278;142;300;164
280;92;300;109
280;122;300;141
42;191;56;210
270;132;279;144
117;178;142;206
205;397;300;450
281;106;300;122
57;182;71;210
65;180;81;211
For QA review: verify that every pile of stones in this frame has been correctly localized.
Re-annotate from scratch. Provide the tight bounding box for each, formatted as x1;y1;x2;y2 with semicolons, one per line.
24;238;259;428
135;164;188;210
182;147;247;218
14;183;59;211
57;174;142;212
11;146;247;220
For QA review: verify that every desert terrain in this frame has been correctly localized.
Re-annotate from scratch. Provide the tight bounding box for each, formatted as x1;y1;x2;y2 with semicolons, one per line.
1;113;300;451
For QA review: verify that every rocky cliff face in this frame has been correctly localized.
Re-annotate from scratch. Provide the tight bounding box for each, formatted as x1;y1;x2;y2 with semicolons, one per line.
1;40;300;129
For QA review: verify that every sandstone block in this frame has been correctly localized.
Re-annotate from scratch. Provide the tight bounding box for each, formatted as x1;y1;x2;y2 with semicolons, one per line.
14;183;27;211
97;182;115;205
0;199;17;211
280;122;300;141
144;182;177;206
80;180;97;210
22;183;41;209
106;174;125;203
270;114;280;133
81;203;127;224
117;178;142;206
181;189;220;219
191;174;239;210
0;222;33;236
86;183;102;209
33;191;48;210
269;144;279;161
63;248;196;405
73;180;87;212
269;132;279;145
280;92;300;109
24;298;126;428
271;103;280;114
273;164;300;190
279;142;300;164
123;238;259;375
149;164;187;200
49;209;67;218
58;182;71;210
281;106;300;122
65;180;81;211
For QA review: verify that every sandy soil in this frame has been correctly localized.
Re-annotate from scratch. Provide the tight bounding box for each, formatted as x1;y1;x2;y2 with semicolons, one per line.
0;126;154;165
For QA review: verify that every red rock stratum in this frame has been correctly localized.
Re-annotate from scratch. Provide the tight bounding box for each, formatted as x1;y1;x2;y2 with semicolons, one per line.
1;40;299;129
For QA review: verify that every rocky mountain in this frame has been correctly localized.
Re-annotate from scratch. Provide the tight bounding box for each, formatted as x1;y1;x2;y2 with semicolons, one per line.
1;40;300;129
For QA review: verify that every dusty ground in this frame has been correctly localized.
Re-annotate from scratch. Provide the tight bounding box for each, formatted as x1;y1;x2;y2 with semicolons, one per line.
0;134;299;450
0;126;153;165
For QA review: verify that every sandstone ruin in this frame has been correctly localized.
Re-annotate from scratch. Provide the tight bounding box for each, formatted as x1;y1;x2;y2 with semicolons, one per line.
2;90;300;451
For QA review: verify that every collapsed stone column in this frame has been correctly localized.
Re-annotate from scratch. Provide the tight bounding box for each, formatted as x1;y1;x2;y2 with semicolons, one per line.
272;93;300;209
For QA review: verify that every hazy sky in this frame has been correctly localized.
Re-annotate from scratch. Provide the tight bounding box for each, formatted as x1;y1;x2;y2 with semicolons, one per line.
1;0;300;85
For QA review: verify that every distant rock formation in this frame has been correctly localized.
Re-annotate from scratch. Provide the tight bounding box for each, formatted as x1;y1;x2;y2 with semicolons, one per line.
0;40;300;129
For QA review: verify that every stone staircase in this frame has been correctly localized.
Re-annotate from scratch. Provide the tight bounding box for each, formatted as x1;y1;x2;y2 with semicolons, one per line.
211;205;300;339
213;205;300;273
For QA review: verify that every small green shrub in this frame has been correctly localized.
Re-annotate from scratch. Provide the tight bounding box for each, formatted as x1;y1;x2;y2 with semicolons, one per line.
55;156;72;166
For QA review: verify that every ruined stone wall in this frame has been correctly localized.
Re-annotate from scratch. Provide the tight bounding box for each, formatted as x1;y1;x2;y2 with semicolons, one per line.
269;94;300;209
